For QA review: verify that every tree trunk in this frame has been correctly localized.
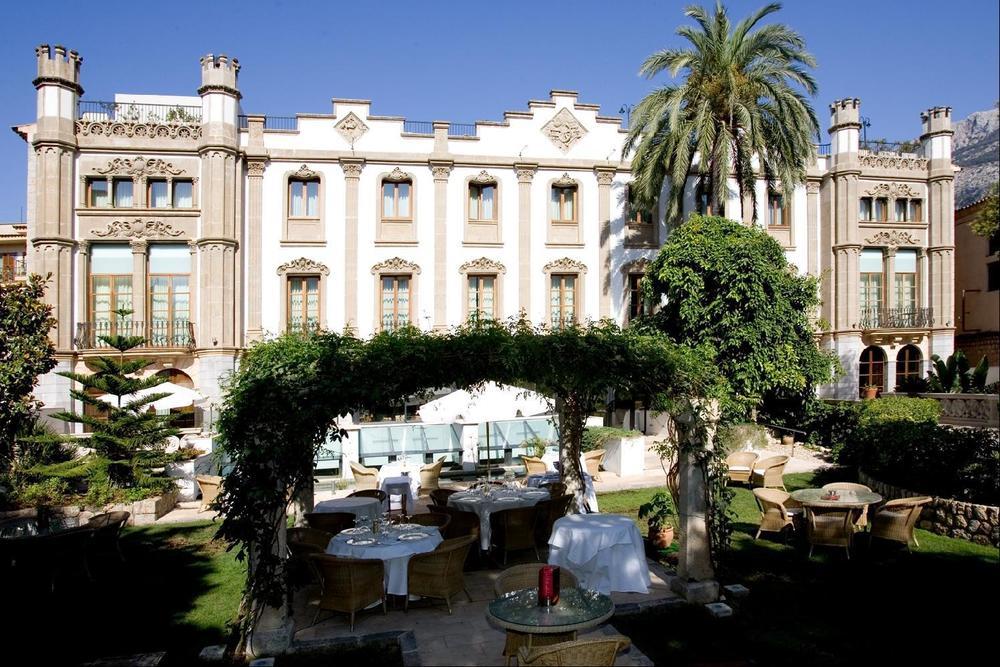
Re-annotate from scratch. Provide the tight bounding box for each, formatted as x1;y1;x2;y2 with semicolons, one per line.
556;394;587;514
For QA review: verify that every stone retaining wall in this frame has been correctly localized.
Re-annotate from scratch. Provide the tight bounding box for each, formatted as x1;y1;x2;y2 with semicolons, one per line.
0;490;178;527
858;469;999;547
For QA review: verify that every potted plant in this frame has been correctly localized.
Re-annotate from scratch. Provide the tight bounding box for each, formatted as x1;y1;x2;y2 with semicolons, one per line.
862;384;879;399
638;491;675;549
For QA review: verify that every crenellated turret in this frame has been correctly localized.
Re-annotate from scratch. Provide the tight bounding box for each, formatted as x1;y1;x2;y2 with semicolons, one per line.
828;98;861;156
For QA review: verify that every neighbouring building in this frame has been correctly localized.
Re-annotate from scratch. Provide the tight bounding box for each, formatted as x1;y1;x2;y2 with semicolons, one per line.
954;198;1000;383
0;222;27;282
14;45;957;435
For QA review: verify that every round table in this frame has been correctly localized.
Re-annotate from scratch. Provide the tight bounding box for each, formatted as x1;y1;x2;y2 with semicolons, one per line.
378;462;421;512
449;488;550;550
487;586;614;644
548;514;650;595
313;497;382;526
789;488;883;509
326;526;443;596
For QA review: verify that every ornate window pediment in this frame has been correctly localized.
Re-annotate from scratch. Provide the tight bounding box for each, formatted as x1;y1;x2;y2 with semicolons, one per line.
95;156;186;177
385;167;411;182
371;257;421;275
553;172;578;187
864;182;921;198
276;257;330;276
542;108;587;153
459;257;507;274
92;219;183;239
470;170;497;184
293;164;319;180
543;257;588;273
864;230;921;247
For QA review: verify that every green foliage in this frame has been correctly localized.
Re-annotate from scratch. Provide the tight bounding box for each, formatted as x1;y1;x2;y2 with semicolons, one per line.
581;426;641;452
715;422;769;454
970;182;999;239
15;477;69;507
927;350;990;393
523;435;550;459
638;491;675;528
624;2;819;222
855;395;939;427
640;216;838;418
1;273;57;468
896;374;930;395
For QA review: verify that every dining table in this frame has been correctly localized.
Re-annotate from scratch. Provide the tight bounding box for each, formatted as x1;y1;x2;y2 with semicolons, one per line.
378;459;422;511
313;496;382;526
789;488;883;510
547;513;650;595
486;586;614;650
448;486;550;550
326;523;443;596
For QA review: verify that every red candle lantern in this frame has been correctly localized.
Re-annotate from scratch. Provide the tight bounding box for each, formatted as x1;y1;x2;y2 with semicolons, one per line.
537;565;562;606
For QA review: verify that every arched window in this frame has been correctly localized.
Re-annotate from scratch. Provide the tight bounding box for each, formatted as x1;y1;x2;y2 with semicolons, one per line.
859;346;887;396
895;345;922;389
154;369;196;428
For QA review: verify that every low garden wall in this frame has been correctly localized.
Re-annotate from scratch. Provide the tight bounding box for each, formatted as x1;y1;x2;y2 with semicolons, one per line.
914;393;999;428
859;469;999;548
0;489;179;527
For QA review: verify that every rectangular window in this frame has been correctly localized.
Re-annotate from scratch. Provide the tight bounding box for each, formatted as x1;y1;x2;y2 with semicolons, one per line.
988;262;999;292
627;186;653;225
860;248;884;315
894;199;907;222
89;244;133;325
382;181;411;219
113;179;134;208
380;275;411;331
1;252;27;280
549;274;577;328
172;180;194;208
908;199;922;222
148;245;191;345
467;275;496;320
469;184;496;221
859;197;873;221
87;178;110;207
148;180;169;208
287;276;320;333
550;186;577;222
768;193;786;227
627;274;649;322
894;249;917;310
874;197;888;222
289;179;319;217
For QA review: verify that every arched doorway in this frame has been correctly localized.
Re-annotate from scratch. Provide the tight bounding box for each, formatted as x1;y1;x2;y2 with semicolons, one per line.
155;369;196;428
895;345;922;390
859;346;886;396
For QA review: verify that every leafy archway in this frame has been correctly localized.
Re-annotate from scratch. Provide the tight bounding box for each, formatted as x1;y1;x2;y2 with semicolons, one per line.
214;317;719;646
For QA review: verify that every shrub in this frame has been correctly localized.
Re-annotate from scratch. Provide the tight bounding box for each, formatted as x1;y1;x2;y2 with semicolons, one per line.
856;396;939;427
581;426;641;452
16;478;71;507
716;422;769;455
523;435;551;458
801;400;860;452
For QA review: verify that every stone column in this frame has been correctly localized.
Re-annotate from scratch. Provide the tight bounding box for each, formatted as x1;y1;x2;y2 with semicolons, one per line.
430;160;453;330
514;163;537;316
340;159;364;332
595;167;615;319
75;240;89;335
885;247;897;311
806;181;820;275
245;158;266;341
918;248;929;312
131;240;148;330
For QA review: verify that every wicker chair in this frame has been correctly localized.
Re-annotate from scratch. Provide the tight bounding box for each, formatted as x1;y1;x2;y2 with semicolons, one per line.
870;496;932;551
495;564;581;666
406;512;452;536
822;482;874;529
286;538;326;584
349;461;379;491
521;456;548;476
540;482;567;498
304;512;356;536
752;488;800;540
419;460;445;496
518;635;631;666
430;488;459;507
534;494;573;549
288;526;336;551
85;511;130;563
405;534;477;613
308;554;386;630
490;506;540;565
725;451;759;485
750;456;789;491
583;450;605;481
195;475;223;512
40;526;96;593
804;507;857;559
348;489;388;503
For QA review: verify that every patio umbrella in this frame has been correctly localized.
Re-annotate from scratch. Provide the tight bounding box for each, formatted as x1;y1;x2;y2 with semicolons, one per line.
96;381;207;411
417;382;552;424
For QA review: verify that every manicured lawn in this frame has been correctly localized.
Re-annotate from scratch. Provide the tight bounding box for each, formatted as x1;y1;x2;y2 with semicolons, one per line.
602;470;999;665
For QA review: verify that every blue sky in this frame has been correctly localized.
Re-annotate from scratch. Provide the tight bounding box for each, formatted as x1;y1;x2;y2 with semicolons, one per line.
1;0;997;221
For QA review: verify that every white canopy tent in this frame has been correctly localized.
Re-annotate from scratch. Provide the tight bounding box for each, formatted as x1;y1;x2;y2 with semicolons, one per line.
416;382;552;424
96;381;207;411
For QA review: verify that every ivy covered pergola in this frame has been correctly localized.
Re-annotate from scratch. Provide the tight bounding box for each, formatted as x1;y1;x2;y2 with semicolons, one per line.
214;318;724;653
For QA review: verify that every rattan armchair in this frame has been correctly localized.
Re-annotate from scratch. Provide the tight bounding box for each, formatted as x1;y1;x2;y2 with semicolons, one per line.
348;461;379;491
534;494;573;549
870;496;932;551
725;451;759;485
518;635;631;666
85;511;130;563
405;534;477;613
804;507;857;559
430;488;459;507
308;554;386;630
195;475;223;512
288;526;336;551
419;459;445;496
521;455;549;476
822;483;874;529
348;489;388;503
490;505;540;565
750;456;789;490
304;512;356;536
540;482;566;498
583;449;605;481
752;488;799;540
494;563;582;666
406;512;452;536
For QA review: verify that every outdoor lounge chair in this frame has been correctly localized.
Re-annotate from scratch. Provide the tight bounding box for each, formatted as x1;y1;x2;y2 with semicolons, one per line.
521;455;548;476
495;564;581;666
751;456;789;490
517;635;631;666
308;554;386;631
304;512;356;536
195;475;223;512
490;506;540;565
348;461;379;491
752;488;800;540
725;451;759;485
870;496;932;551
822;482;874;529
419;459;445;495
405;534;476;613
85;511;130;563
583;449;605;481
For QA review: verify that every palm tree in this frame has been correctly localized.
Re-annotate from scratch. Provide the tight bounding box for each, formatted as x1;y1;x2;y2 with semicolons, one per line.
625;2;819;224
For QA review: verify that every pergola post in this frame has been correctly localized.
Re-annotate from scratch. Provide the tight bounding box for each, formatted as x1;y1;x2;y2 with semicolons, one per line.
247;479;295;657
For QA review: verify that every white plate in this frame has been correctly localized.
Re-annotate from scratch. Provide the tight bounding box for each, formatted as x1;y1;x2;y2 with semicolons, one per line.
398;532;430;541
394;523;421;531
455;496;482;503
523;491;547;496
495;496;521;502
346;537;376;546
341;527;370;535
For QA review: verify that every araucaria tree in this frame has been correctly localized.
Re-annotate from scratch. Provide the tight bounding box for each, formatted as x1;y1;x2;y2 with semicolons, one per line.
625;1;819;222
640;215;837;417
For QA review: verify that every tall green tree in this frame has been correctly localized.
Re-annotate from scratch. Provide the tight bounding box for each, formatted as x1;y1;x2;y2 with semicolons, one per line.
625;1;819;222
970;182;999;240
0;274;56;468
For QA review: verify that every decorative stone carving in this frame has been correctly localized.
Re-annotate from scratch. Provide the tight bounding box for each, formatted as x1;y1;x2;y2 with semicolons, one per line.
247;161;266;177
543;257;588;273
76;120;202;140
806;181;821;194
340;161;364;178
92;219;183;239
542;108;587;152
371;257;421;275
129;239;148;252
859;153;928;170
553;172;577;187
96;156;185;177
335;111;369;145
595;170;615;186
386;167;411;182
470;170;496;184
516;168;536;184
459;257;507;274
293;164;318;180
276;257;330;276
431;164;453;180
864;230;921;247
864;182;922;198
621;256;652;274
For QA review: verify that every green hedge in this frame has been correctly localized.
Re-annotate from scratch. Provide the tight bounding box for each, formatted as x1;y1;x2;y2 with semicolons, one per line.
581;427;641;452
856;395;940;426
802;396;940;455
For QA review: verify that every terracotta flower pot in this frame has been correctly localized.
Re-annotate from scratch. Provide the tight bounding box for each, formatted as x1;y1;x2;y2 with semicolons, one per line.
863;387;878;400
781;434;794;447
648;522;674;549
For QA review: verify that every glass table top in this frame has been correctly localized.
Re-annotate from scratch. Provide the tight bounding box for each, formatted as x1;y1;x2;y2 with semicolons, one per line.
0;516;79;539
790;488;883;507
488;586;614;632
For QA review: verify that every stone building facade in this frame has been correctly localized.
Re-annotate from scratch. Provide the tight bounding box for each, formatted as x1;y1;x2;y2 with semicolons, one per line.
954;198;999;383
15;46;956;430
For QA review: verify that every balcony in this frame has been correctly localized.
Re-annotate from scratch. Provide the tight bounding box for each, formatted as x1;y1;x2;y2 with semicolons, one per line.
75;321;196;351
859;306;933;345
77;101;202;123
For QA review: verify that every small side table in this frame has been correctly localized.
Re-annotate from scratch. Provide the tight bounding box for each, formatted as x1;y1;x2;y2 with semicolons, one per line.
486;586;614;650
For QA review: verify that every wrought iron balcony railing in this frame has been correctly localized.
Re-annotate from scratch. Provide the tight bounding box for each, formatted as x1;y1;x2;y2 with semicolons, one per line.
75;320;196;350
859;306;933;330
77;101;202;123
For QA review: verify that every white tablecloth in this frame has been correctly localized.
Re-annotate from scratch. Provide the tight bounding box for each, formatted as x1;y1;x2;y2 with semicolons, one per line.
313;497;381;526
448;488;550;550
326;528;443;596
381;475;418;512
525;472;599;513
548;514;650;595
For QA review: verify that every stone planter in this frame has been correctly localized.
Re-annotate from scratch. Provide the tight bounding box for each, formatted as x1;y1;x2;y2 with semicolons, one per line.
602;435;646;477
